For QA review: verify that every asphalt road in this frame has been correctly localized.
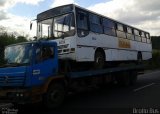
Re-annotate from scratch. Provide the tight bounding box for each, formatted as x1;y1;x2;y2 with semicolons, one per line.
4;70;160;114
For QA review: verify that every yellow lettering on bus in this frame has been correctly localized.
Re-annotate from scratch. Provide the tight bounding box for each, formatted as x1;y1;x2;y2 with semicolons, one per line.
118;39;131;48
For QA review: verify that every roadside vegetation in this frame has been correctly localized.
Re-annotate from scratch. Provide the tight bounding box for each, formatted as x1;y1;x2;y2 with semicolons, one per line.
147;50;160;69
145;36;160;69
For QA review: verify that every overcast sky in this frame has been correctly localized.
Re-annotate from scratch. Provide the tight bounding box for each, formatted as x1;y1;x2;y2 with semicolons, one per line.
0;0;160;37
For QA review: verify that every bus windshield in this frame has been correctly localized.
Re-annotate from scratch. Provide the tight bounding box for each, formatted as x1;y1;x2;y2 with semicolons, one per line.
37;13;75;39
37;19;52;39
53;13;75;38
4;44;33;65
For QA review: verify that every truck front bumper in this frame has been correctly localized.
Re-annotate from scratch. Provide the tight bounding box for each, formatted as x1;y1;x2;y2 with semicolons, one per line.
0;87;45;104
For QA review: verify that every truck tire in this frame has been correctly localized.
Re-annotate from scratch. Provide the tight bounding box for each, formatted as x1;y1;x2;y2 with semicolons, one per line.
137;52;142;64
43;83;65;109
94;51;105;69
116;72;130;86
130;71;138;85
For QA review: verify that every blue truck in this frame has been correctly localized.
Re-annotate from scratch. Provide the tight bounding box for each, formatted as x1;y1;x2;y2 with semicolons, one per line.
0;40;143;109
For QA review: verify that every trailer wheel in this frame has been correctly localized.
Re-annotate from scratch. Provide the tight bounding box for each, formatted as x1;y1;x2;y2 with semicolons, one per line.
130;71;138;85
94;51;105;69
43;83;65;109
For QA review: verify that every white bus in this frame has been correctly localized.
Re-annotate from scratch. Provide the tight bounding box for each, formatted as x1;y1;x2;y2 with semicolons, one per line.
36;4;152;68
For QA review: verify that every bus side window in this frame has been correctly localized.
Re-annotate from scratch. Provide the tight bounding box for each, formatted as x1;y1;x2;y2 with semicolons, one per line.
146;33;151;43
116;23;126;38
77;10;89;37
77;12;88;30
141;32;147;43
126;27;134;40
89;13;103;33
103;18;116;36
134;29;141;42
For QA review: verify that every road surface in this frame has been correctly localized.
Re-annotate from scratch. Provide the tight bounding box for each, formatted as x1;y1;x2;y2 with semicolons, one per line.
3;70;160;114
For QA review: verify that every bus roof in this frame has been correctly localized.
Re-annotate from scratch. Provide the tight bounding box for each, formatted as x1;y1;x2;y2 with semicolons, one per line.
36;4;149;34
73;4;149;34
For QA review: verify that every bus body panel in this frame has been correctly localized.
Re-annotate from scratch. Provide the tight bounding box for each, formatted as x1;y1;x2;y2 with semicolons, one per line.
53;36;77;60
75;32;152;62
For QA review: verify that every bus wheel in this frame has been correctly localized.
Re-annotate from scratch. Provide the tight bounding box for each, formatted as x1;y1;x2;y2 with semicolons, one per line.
43;83;65;109
94;51;105;69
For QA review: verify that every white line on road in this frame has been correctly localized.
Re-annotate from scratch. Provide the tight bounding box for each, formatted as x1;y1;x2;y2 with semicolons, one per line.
134;83;155;92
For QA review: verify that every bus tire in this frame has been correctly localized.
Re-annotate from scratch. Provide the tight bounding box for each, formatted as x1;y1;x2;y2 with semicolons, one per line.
94;51;105;69
43;83;65;109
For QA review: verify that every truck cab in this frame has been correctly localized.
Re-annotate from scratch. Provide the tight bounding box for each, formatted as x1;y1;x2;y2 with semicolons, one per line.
0;41;59;104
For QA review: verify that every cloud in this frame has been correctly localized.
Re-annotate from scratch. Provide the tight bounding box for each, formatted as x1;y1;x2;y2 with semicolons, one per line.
0;0;44;38
15;0;44;5
88;0;160;36
0;0;44;9
51;0;76;8
0;0;6;7
0;10;9;21
0;14;35;37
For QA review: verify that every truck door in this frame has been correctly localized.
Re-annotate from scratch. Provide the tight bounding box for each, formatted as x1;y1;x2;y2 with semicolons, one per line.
31;43;58;86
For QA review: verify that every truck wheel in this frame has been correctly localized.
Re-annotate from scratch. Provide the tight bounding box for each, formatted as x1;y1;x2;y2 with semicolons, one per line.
116;72;130;86
137;52;142;64
94;51;105;69
43;83;65;109
130;71;138;85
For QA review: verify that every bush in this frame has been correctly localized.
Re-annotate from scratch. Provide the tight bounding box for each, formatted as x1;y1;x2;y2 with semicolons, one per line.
147;50;160;69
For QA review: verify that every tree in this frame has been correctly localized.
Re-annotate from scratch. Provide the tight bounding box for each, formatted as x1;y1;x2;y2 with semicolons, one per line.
0;27;28;65
151;36;160;50
16;36;28;43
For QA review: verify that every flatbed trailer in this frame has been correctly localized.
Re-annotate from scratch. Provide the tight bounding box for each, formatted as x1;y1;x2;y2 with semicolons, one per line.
64;64;143;93
67;64;144;78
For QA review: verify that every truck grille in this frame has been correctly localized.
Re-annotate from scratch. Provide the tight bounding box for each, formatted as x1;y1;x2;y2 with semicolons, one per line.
0;76;25;86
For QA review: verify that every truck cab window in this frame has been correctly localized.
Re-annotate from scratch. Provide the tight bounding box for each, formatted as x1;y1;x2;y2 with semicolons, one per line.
35;47;41;63
35;46;54;63
42;47;54;60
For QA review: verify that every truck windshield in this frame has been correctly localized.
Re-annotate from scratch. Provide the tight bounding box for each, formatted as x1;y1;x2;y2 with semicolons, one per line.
37;13;75;39
4;44;32;65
